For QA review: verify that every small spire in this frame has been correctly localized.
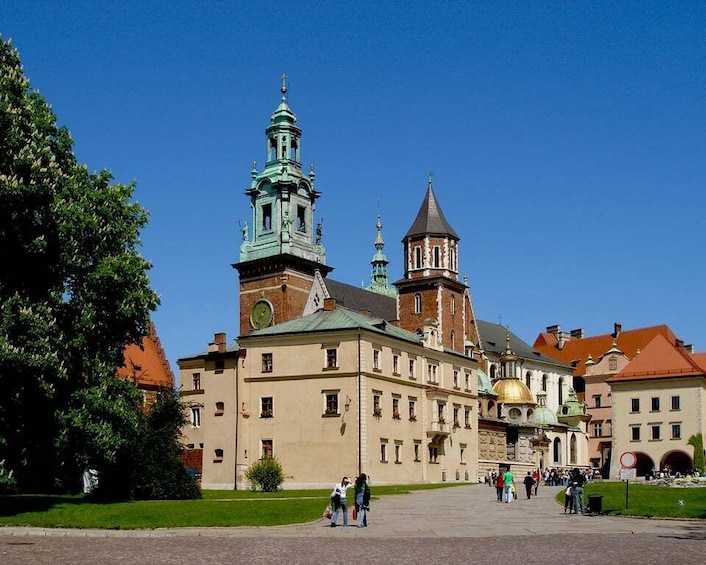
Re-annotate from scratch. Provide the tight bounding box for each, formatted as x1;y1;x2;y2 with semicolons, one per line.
428;171;433;188
280;73;288;100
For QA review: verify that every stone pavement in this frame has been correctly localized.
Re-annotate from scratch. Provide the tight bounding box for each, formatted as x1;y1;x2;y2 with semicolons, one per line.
1;485;705;564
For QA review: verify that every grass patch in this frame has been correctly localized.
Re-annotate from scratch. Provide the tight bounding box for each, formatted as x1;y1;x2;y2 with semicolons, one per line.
0;482;466;529
554;482;706;519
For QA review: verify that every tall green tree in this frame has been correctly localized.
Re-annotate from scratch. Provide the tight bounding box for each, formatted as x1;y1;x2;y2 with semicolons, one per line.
0;37;159;493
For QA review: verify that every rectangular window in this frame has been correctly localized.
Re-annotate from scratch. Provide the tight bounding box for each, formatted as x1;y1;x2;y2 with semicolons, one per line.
262;353;273;373
393;354;399;375
453;406;460;427
380;440;388;463
262;203;272;230
631;398;640;413
414;441;421;462
671;396;680;411
215;360;224;373
460;443;466;464
214;448;224;463
453;370;459;389
191;407;201;428
324;392;339;415
437;403;445;423
592;421;602;437
429;445;438;463
373;393;382;417
651;397;660;412
326;348;338;368
261;439;273;458
392;397;400;419
464;408;471;428
296;205;306;232
394;442;402;464
261;396;273;418
192;372;201;390
409;399;417;420
373;349;380;370
671;423;681;439
631;426;640;441
464;373;470;390
651;425;661;440
433;246;440;267
215;401;224;416
427;364;438;383
409;359;416;379
592;394;601;408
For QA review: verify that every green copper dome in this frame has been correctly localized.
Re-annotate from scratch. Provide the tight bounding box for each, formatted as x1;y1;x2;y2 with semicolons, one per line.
532;391;557;425
557;387;590;426
477;370;496;395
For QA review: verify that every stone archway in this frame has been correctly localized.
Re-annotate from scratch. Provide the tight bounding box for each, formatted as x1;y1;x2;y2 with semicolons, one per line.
661;450;693;475
634;451;655;477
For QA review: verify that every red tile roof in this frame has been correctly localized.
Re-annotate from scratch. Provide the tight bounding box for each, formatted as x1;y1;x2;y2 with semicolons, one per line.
116;324;174;390
532;324;678;376
607;333;706;382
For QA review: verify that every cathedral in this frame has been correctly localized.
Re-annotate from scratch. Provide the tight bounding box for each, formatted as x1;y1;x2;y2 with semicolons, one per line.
179;79;588;489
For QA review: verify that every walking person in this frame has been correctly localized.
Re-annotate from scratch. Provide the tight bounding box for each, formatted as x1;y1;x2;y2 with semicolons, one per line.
502;468;515;503
330;476;353;527
494;471;505;502
354;473;371;527
532;469;540;495
523;471;535;499
572;473;586;515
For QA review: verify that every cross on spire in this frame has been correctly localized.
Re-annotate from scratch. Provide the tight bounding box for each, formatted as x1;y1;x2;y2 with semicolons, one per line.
280;73;288;100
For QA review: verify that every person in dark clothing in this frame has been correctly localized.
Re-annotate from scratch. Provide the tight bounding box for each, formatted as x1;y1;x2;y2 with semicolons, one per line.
523;471;535;499
354;473;371;527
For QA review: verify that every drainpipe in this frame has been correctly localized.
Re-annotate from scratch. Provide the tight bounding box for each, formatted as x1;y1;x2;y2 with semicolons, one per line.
234;348;240;490
357;333;362;476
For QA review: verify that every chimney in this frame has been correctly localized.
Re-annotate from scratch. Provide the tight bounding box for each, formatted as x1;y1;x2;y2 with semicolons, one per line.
675;339;684;350
613;322;622;338
359;309;372;317
208;332;227;353
557;331;571;350
570;328;585;339
323;298;336;311
546;324;561;335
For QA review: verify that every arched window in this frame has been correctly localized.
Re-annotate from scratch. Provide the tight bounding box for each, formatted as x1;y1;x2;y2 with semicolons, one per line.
414;247;422;269
542;374;548;392
450;294;456;314
558;377;565;405
450;330;455;350
570;433;577;465
525;371;531;389
490;364;497;380
433;246;440;267
414;293;422;314
450;247;456;271
553;438;562;464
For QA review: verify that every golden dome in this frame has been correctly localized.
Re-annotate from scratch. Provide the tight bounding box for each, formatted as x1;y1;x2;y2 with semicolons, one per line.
492;378;535;405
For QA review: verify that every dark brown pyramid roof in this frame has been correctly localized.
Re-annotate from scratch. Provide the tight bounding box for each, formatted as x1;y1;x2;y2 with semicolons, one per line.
404;181;459;239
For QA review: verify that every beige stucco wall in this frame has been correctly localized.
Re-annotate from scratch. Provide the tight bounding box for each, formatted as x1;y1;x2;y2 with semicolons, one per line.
183;328;481;490
610;377;706;478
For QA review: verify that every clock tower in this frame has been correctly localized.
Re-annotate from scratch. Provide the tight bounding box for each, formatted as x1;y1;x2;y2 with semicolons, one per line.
234;76;332;335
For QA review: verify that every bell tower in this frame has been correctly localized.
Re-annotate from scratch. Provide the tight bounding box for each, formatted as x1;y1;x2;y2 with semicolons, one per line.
234;76;332;335
394;175;481;356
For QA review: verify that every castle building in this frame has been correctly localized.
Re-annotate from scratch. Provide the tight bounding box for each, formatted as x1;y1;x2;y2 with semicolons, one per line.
179;80;587;489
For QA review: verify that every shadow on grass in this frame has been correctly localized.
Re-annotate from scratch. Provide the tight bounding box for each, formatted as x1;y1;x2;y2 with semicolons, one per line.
0;494;88;517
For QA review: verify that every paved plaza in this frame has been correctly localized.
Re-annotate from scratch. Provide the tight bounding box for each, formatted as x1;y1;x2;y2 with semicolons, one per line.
1;485;704;564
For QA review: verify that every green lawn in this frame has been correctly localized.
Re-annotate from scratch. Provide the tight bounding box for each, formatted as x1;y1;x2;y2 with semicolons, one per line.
0;483;459;529
555;481;706;519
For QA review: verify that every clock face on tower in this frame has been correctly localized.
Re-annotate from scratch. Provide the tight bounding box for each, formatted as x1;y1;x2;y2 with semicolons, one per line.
250;299;274;329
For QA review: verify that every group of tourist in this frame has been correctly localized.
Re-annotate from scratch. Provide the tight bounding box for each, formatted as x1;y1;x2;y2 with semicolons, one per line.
489;468;542;503
328;474;371;528
543;467;597;486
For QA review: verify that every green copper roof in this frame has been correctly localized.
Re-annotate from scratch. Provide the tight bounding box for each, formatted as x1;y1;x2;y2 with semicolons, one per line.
249;304;422;345
477;369;497;395
366;214;397;298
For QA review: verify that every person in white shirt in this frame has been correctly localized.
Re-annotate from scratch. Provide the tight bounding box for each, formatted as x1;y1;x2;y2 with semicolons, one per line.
330;476;353;527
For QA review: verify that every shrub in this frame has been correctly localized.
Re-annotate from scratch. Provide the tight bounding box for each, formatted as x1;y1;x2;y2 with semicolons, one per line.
244;456;284;492
0;460;18;495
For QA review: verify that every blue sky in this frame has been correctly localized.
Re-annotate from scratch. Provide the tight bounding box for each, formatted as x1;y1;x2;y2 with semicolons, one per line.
4;2;705;376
